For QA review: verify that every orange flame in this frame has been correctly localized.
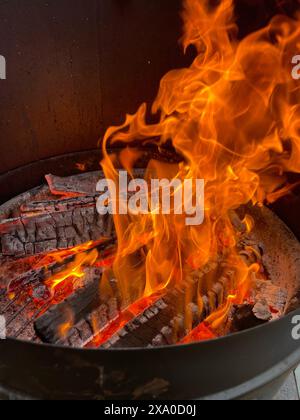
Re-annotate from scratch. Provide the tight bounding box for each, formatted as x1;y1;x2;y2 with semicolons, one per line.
58;307;75;340
98;0;300;338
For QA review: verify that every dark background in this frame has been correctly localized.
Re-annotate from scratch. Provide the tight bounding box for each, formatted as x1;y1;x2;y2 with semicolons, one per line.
0;0;299;174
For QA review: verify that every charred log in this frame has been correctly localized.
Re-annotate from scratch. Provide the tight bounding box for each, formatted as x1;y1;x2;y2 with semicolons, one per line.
34;273;107;344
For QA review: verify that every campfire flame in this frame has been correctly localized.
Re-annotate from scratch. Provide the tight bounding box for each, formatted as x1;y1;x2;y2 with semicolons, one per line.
99;0;300;338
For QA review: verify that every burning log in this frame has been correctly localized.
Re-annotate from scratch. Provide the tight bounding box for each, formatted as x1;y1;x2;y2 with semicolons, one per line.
101;297;174;349
34;273;106;344
67;300;123;348
2;238;116;293
150;291;218;347
0;238;116;344
0;254;75;293
151;244;267;345
252;300;273;321
101;262;224;349
102;292;207;349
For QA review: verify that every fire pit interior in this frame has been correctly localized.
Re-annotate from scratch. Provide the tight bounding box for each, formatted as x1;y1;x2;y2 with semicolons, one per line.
1;0;300;351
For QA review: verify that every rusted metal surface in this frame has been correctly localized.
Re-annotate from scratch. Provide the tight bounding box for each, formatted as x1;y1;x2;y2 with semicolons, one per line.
0;0;187;176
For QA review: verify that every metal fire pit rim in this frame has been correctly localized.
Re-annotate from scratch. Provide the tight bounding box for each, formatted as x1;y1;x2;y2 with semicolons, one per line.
0;346;299;401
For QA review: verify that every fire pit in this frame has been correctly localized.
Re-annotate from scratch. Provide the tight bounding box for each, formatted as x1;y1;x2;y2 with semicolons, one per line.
1;0;300;401
0;151;300;400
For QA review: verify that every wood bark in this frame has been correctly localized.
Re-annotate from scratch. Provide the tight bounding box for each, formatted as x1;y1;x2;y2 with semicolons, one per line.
0;200;114;257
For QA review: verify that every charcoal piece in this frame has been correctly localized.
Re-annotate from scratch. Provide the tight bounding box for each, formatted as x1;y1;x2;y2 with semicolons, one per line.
104;292;181;349
5;239;114;294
